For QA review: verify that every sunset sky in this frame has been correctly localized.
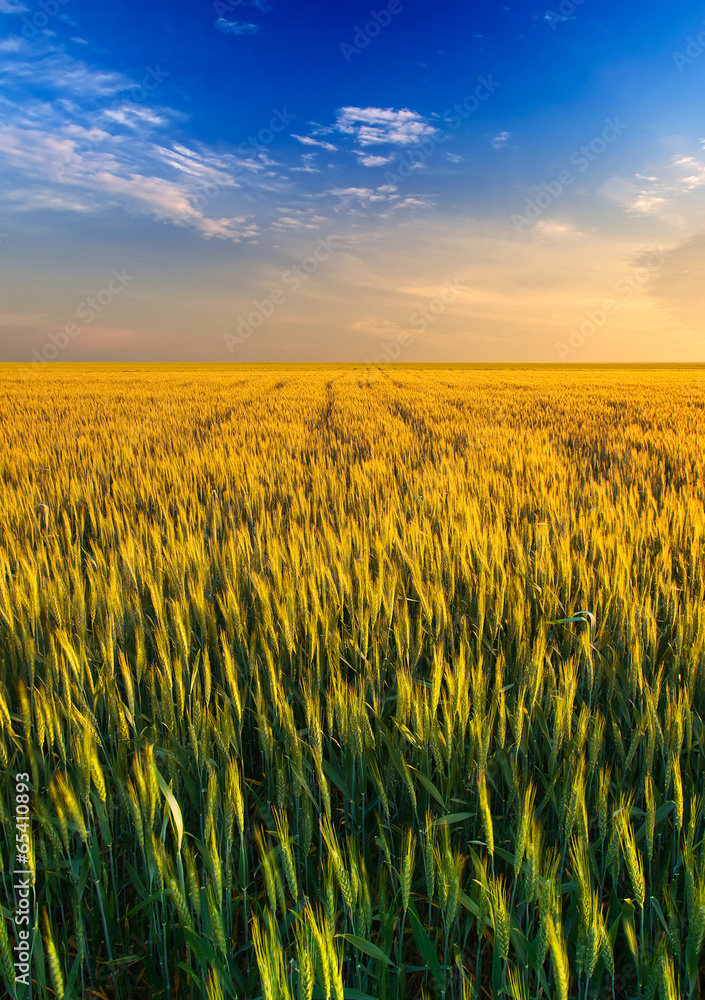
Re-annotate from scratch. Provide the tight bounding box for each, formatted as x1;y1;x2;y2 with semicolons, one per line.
1;0;704;363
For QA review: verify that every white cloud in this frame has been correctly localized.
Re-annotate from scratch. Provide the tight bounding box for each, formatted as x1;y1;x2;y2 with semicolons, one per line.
271;215;322;230
330;187;388;201
386;195;435;212
323;184;433;217
292;134;337;152
604;150;705;220
671;155;705;190
356;153;393;167
326;186;397;214
0;44;265;241
332;107;437;147
0;48;135;95
215;19;260;34
0;0;27;12
295;108;438;182
100;105;167;128
269;207;327;231
291;152;319;173
0;34;442;247
492;131;510;149
0;120;260;238
150;142;240;181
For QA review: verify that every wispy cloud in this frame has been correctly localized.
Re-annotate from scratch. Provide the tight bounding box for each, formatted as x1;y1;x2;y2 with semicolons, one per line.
294;107;438;179
0;119;259;238
0;40;265;240
1;45;135;95
292;134;337;152
270;207;328;231
323;184;434;218
356;152;394;167
330;186;390;202
492;131;510;149
603;145;705;221
0;0;28;12
331;107;438;146
290;152;319;173
215;18;260;35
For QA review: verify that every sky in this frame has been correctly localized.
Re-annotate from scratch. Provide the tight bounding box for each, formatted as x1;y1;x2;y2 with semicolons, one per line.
1;0;705;363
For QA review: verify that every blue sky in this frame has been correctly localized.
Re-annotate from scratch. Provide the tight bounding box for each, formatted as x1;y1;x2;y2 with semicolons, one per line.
1;0;705;362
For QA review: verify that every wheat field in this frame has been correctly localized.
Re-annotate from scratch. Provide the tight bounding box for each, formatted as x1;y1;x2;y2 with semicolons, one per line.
0;363;704;1000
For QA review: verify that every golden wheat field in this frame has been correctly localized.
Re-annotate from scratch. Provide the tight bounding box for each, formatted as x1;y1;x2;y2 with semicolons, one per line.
0;363;704;1000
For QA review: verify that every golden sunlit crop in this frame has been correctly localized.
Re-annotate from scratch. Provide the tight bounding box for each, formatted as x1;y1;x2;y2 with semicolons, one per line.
0;363;703;1000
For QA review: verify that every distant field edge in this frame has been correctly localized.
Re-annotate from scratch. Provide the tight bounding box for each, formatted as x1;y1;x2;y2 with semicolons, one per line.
1;361;704;371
